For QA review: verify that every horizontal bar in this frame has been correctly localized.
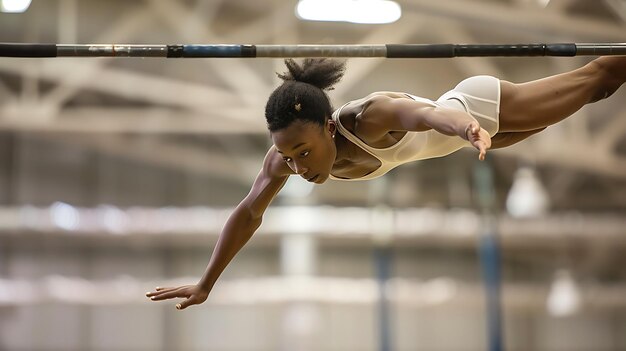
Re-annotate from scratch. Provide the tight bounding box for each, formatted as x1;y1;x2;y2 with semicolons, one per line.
255;45;386;57
57;44;168;57
575;43;626;56
0;43;57;57
0;43;625;58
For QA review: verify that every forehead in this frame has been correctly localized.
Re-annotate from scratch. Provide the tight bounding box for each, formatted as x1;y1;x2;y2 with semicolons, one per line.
271;121;323;147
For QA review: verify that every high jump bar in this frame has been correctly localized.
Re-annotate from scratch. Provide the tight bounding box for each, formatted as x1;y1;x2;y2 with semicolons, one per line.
0;43;625;58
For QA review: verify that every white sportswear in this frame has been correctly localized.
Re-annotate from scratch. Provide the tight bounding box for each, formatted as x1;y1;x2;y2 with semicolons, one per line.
329;75;501;181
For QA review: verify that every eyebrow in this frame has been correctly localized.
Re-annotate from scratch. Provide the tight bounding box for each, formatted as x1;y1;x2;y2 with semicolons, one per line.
276;142;307;154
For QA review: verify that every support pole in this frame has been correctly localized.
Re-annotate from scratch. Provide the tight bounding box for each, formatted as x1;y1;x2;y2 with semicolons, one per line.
474;161;504;351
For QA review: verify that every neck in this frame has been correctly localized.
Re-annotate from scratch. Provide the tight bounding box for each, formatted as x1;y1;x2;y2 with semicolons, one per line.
333;132;354;163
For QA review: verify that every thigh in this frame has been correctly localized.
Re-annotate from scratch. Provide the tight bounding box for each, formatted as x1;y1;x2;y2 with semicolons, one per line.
498;61;605;132
491;128;546;149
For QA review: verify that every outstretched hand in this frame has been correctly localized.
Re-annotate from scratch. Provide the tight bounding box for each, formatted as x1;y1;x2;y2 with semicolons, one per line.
466;121;491;161
146;284;209;310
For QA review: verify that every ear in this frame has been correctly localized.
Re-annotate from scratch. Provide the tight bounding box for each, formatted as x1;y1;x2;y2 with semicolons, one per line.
327;119;337;136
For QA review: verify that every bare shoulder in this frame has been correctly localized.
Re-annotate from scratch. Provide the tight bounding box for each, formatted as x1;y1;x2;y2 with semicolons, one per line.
339;93;397;127
353;92;408;137
361;91;430;114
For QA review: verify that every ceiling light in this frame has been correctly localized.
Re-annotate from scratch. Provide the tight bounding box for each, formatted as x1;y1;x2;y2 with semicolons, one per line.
547;269;581;317
505;167;550;218
1;0;32;13
296;0;402;24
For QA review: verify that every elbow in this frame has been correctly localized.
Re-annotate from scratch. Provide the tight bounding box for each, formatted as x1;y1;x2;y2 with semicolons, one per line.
237;204;263;230
245;206;264;225
249;213;263;231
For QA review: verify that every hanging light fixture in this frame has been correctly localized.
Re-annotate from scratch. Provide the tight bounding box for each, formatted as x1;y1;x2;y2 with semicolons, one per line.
546;269;582;317
505;167;550;218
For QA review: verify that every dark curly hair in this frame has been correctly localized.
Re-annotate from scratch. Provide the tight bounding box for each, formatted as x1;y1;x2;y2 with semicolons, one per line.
265;58;346;132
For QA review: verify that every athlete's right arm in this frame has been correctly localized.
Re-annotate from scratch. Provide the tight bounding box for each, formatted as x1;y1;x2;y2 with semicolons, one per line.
146;146;293;310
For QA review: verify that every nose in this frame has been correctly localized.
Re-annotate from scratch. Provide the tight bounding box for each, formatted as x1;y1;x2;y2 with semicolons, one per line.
293;162;309;175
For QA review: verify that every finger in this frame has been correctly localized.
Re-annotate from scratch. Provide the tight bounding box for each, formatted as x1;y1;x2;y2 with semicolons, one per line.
146;287;175;297
146;289;165;297
150;290;186;301
475;142;486;160
176;298;194;311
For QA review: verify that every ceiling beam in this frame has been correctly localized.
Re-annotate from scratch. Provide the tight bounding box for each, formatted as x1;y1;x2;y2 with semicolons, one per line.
333;13;423;101
404;0;626;40
0;107;266;134
603;0;626;22
40;5;157;112
148;1;270;108
495;141;626;180
0;61;243;119
39;133;261;184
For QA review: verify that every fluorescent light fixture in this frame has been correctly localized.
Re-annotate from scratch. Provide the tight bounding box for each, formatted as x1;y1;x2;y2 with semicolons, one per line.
50;202;80;231
296;0;402;24
1;0;32;13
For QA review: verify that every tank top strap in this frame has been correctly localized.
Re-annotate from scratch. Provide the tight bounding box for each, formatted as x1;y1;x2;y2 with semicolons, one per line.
329;103;395;181
331;103;384;161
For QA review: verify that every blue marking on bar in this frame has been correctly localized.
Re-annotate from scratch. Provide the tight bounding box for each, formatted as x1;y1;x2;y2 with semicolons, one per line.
182;45;243;58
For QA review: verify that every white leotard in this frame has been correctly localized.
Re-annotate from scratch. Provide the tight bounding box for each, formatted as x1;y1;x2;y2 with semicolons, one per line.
329;75;500;181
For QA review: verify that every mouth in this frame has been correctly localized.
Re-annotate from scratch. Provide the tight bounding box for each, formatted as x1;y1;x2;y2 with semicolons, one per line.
306;174;319;182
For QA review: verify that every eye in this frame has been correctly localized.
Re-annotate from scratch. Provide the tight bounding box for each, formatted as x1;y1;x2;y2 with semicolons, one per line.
300;151;310;157
283;157;292;162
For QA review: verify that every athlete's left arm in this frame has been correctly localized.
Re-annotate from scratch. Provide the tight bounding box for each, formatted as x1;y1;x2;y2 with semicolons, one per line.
362;95;492;160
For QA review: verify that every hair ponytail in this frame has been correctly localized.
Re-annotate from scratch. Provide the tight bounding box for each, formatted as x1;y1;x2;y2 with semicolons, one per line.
277;58;346;91
265;59;346;132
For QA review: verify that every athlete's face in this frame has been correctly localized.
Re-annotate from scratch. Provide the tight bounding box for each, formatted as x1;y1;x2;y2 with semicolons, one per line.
271;119;337;184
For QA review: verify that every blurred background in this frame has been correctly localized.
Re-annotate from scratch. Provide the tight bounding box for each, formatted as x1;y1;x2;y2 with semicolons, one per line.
1;0;626;350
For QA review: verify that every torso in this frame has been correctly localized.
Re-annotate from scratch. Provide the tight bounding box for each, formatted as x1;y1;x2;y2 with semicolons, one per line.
330;92;426;179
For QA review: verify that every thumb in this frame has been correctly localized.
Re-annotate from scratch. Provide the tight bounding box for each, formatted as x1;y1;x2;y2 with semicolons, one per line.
176;298;194;310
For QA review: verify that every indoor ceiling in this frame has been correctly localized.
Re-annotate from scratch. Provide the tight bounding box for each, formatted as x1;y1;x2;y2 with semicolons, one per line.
0;0;625;211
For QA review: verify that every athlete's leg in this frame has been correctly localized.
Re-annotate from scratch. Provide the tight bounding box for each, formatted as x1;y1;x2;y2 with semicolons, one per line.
498;56;626;132
490;128;546;149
